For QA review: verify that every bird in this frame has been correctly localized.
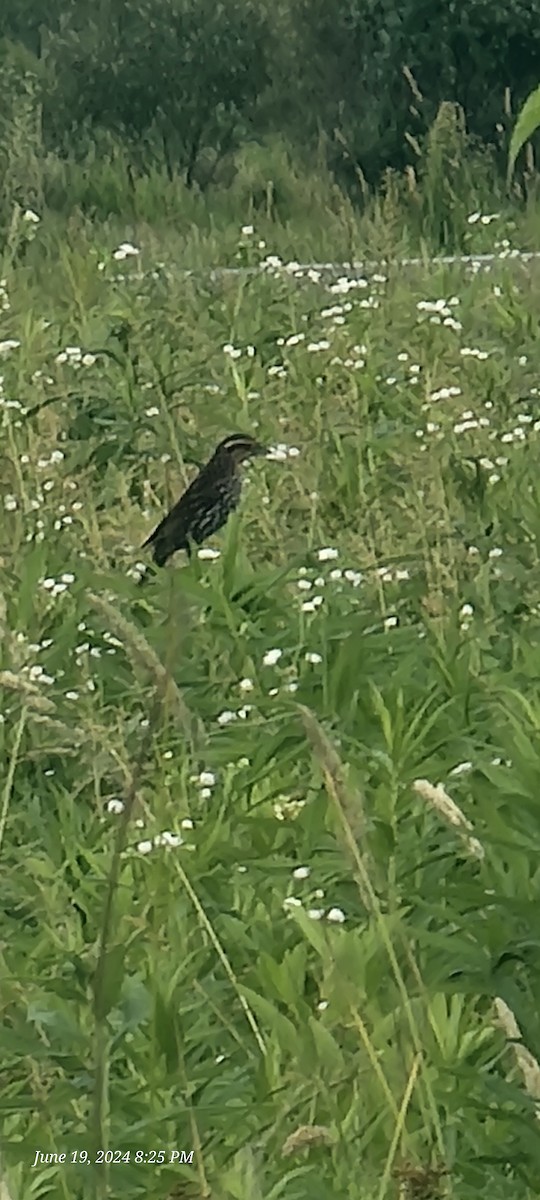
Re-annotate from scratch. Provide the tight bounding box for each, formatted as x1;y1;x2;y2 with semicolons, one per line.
142;432;269;567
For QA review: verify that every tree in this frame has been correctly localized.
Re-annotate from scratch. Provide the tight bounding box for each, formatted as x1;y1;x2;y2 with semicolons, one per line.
44;0;270;183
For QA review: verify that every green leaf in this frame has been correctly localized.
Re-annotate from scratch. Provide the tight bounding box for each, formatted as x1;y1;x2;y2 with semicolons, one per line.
508;84;540;181
307;1015;344;1077
221;510;242;597
239;986;299;1055
153;990;182;1075
116;975;152;1034
93;943;126;1021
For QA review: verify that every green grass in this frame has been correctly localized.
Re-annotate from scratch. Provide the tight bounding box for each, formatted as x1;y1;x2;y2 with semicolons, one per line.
1;206;540;1200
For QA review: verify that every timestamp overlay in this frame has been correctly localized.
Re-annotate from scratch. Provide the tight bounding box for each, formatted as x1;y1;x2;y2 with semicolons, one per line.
32;1149;195;1167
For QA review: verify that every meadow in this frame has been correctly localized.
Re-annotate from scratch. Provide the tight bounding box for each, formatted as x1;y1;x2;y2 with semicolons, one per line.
1;198;540;1200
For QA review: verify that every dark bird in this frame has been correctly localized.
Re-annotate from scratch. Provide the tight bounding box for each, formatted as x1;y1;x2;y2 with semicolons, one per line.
142;433;268;567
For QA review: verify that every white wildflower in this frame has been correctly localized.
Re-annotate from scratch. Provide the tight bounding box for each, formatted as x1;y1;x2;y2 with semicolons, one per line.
263;648;282;666
327;907;346;924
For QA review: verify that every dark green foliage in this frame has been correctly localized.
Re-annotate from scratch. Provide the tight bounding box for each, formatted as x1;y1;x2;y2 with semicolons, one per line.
44;0;269;185
286;0;540;186
1;0;540;203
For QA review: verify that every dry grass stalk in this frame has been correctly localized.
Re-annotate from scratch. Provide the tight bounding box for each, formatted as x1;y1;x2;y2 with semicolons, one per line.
300;706;366;840
402;64;423;103
87;591;205;747
413;779;484;860
299;704;371;908
0;591;6;641
282;1124;334;1156
494;997;540;1115
393;1161;448;1200
28;713;86;741
0;670;56;712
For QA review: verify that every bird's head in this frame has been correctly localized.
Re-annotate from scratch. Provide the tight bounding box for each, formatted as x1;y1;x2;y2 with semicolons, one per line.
214;433;269;468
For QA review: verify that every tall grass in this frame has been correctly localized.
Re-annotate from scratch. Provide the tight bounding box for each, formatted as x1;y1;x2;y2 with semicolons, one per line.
1;157;540;1200
1;81;540;265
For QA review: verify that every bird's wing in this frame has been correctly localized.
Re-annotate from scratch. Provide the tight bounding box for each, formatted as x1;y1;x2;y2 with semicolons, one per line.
142;476;196;547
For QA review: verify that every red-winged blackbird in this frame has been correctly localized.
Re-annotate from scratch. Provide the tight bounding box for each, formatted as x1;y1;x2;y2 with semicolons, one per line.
142;433;268;567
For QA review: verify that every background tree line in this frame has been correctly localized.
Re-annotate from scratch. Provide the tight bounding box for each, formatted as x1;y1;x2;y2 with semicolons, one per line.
1;0;540;207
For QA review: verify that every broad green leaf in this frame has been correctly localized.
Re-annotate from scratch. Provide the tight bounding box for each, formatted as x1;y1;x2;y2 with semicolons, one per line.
508;84;540;181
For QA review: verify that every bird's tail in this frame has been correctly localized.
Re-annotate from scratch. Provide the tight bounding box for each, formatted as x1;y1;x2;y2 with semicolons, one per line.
151;543;170;568
140;531;171;568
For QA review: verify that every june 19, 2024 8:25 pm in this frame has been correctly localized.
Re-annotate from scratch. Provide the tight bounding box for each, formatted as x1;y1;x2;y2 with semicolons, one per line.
32;1149;194;1166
